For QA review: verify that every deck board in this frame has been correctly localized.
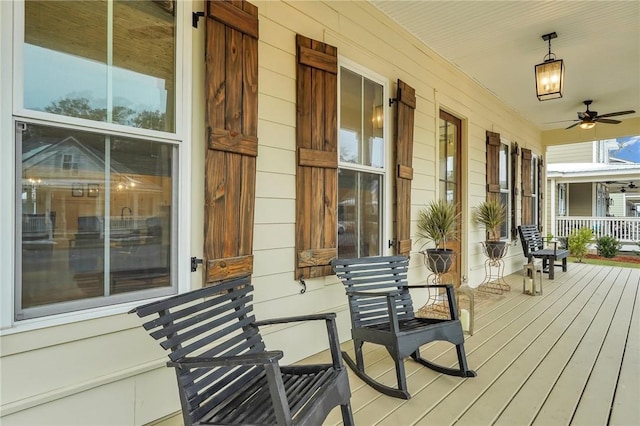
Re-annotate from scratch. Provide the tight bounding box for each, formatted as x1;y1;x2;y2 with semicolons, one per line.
312;262;639;425
571;268;639;426
608;267;640;426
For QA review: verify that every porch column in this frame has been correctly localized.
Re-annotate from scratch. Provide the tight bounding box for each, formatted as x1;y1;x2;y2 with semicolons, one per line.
550;178;556;236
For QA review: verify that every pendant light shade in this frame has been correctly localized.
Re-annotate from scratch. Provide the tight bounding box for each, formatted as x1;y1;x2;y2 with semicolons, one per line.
535;32;565;101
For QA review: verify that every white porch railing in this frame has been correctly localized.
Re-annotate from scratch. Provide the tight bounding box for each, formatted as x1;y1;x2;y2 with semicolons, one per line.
555;216;640;243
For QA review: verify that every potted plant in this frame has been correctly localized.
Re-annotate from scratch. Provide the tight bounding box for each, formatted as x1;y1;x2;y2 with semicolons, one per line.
473;199;507;259
416;199;460;273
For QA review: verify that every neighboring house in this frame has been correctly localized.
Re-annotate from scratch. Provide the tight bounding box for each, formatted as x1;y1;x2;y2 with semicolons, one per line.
546;139;640;240
546;140;640;215
0;1;632;425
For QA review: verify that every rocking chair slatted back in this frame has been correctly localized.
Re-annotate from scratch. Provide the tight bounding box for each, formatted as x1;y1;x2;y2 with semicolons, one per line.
333;256;415;326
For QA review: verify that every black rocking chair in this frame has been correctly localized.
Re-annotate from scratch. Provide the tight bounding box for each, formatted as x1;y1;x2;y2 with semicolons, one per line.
130;275;354;425
332;255;476;399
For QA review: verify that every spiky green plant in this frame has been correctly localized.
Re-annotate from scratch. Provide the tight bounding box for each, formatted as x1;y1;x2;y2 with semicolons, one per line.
473;199;506;241
416;199;460;249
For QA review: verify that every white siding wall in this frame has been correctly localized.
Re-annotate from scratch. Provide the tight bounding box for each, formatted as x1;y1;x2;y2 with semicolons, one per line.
1;1;544;424
546;141;595;163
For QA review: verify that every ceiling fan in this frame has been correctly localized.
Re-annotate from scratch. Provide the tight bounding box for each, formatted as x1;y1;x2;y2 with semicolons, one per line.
564;100;635;130
603;181;639;193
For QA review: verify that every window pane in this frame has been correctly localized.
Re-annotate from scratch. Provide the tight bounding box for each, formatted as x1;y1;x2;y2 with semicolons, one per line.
499;192;509;238
113;1;176;131
363;78;384;168
340;69;362;164
19;123;174;316
339;68;384;168
338;169;381;259
499;143;508;190
24;1;108;119
439;119;447;180
23;1;176;132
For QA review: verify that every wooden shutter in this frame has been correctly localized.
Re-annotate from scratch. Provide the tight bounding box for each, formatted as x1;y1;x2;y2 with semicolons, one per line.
521;148;532;225
295;34;338;279
203;0;259;284
537;156;544;231
511;142;519;239
485;131;501;203
395;80;416;257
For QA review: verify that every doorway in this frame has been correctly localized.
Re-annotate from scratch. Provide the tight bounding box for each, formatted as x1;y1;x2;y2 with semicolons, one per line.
439;110;463;279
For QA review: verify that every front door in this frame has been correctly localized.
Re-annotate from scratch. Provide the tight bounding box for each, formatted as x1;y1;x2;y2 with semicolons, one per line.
439;110;462;281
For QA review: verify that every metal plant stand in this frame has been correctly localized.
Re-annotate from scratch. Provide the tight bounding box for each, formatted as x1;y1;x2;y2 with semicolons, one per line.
477;241;510;295
417;251;475;335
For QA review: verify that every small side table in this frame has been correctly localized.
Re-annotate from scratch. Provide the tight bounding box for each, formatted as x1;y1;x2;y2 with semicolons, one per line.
522;259;543;295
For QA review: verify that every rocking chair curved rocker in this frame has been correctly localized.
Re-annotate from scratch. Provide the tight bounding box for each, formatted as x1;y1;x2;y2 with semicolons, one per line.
332;255;476;399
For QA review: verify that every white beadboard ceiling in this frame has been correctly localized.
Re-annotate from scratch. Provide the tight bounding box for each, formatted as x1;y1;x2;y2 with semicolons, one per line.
370;1;640;132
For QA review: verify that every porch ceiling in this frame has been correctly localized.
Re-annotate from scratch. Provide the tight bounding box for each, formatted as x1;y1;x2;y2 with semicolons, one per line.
370;1;640;134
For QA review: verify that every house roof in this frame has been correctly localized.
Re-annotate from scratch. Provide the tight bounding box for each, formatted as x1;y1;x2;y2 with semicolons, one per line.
547;162;640;195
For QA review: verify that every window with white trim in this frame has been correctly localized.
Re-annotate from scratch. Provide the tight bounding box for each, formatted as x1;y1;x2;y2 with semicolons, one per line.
15;0;180;320
338;64;387;258
531;154;539;225
498;140;510;239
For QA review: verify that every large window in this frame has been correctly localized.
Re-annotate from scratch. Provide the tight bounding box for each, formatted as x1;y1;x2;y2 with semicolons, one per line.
15;1;179;320
338;66;385;258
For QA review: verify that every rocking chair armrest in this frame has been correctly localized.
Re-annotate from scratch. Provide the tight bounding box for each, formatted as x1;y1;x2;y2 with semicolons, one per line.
254;313;345;370
403;284;454;290
543;238;558;253
253;313;336;327
346;289;401;298
168;351;284;368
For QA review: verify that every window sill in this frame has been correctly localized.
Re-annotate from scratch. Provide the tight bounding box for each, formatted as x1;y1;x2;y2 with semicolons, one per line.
0;297;167;354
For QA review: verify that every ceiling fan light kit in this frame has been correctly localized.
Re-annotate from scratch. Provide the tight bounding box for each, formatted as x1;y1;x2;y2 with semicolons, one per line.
579;121;595;130
535;32;565;101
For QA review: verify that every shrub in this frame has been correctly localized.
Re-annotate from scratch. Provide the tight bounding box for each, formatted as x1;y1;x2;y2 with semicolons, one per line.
568;227;593;263
597;236;622;258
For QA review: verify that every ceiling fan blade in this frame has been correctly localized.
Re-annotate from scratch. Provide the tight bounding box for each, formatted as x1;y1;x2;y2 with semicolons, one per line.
545;119;579;124
566;122;582;129
595;118;621;124
596;110;636;119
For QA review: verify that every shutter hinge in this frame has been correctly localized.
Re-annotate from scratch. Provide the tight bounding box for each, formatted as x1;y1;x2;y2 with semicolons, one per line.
191;257;203;272
388;239;397;249
192;11;205;28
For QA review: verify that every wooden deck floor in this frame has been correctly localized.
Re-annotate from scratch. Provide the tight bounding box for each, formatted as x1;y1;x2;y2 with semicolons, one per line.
308;262;639;426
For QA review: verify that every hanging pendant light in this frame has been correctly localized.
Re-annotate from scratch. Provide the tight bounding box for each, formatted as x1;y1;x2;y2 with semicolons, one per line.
535;32;565;101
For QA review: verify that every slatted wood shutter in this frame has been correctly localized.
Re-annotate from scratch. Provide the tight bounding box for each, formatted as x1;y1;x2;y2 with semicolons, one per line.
485;131;501;204
537;156;544;231
203;0;259;284
295;34;338;279
521;148;532;225
394;80;416;257
511;142;519;239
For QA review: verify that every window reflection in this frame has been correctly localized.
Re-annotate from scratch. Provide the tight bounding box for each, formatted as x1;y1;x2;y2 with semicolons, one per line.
338;169;381;259
24;0;175;132
20;123;174;313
